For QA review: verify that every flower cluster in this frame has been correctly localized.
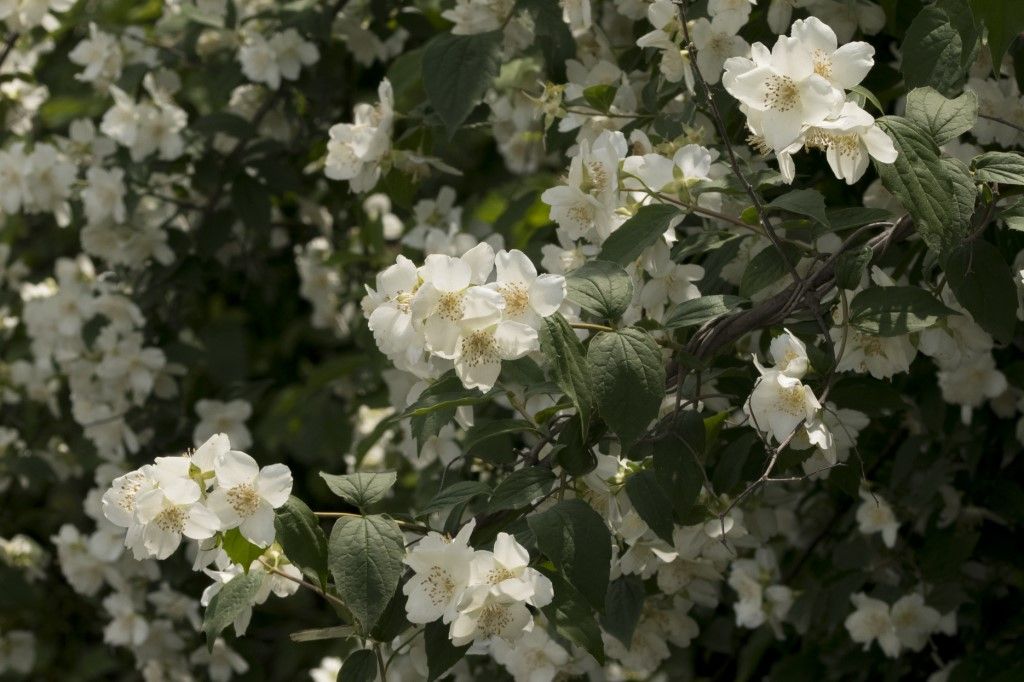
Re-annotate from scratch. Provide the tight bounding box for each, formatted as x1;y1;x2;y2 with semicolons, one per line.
363;245;567;391
723;16;895;183
845;592;954;659
102;433;293;558
404;521;554;647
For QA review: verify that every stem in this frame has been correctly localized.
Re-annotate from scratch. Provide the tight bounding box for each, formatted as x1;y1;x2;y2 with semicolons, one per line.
258;559;350;613
314;512;431;534
569;321;614;333
375;644;387;679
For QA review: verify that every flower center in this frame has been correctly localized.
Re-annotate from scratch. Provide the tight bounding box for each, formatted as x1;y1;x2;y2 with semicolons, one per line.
764;75;800;112
424;565;456;607
486;567;516;585
498;283;530;318
460;330;498;367
812;50;832;79
154;504;186;533
436;291;465;322
227;483;261;518
777;384;808;416
478;602;513;637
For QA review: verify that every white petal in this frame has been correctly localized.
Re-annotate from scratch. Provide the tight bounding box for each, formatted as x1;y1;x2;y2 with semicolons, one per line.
239;503;276;547
494;321;539;360
529;275;566;317
214;450;259;488
256;464;293;507
184;503;222;539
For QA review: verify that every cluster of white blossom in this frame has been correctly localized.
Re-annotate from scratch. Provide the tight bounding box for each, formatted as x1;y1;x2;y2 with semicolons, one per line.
722;16;895;184
403;521;554;646
845;592;955;659
362;244;567;391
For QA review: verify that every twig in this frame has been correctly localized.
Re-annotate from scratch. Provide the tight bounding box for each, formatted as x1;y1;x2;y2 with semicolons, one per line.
978;113;1024;135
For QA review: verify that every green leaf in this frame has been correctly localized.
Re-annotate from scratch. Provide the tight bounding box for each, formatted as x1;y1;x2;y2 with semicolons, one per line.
464;419;537;452
587;327;665;453
875;116;970;255
944;240;1018;344
425;621;469;681
566;260;634;321
515;0;575;81
834;246;873;291
901;6;966;94
328;514;406;633
202;571;263;648
625;469;675;543
554;414;599;475
739;243;802;298
943;157;980;235
583;84;617;113
192;112;255;139
422;31;502;136
220;528;265;569
274;496;329;588
339;650;378;682
663;295;746;329
826;207;895;231
289;626;356;643
540;313;596;437
653;412;705;519
597;204;681;266
420;481;491;517
539;569;606;664
849;286;958;336
602;575;646;648
404;373;493;450
972;152;1024;186
231;174;271;231
487;467;557;512
768;189;831;227
528;499;612;610
970;0;1024;73
320;471;397;509
1001;200;1024;231
905;87;979;145
847;84;884;113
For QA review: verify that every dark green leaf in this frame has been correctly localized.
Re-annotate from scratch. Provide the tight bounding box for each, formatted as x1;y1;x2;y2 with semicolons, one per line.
539;569;606;664
849;285;957;336
320;471;397;509
274;496;329;587
420;481;491;517
202;571;263;648
339;650;378;682
970;0;1024;73
328;514;406;632
653;412;705;519
289;626;356;643
875;116;970;255
487;467;556;512
901;6;965;94
587;327;665;453
231;174;271;231
566;260;634;321
972;151;1024;186
464;419;538;452
540;313;595;438
834;246;874;291
529;499;612;610
944;240;1018;344
625;469;675;543
516;0;575;81
663;295;746;329
739;243;802;298
598;204;681;265
602;575;645;647
422;31;502;135
768;189;831;227
905;87;978;145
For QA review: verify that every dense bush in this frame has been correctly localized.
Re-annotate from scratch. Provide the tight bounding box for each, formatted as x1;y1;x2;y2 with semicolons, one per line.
1;0;1023;680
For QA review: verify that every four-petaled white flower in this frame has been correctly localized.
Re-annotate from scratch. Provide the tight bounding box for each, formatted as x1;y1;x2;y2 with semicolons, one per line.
403;520;476;624
206;450;293;547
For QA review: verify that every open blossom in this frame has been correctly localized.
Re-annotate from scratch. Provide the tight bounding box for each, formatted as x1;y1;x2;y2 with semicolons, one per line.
746;351;822;444
403;520;476;624
856;489;899;548
325;79;394;192
690;13;749;84
845;592;900;657
486;249;566;330
206;449;293;547
239;29;319;89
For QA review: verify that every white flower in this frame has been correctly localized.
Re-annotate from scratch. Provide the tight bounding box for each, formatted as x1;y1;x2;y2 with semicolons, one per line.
325;79;394;192
269;29;319;83
805;102;897;184
238;34;280;88
69;23;123;85
0;629;33;675
490;625;570;682
690;13;749;84
103;591;149;646
468;532;554;608
487;249;566;329
81;166;126;225
890;593;941;652
789;17;875;90
855;489;899;548
402;520;476;624
131;457;221;559
412;244;496;357
746;363;822;444
194;399;253;451
189;639;250;682
206;449;293;547
708;0;756;21
845;592;900;658
452;302;539;391
768;328;810;378
723;36;843;151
